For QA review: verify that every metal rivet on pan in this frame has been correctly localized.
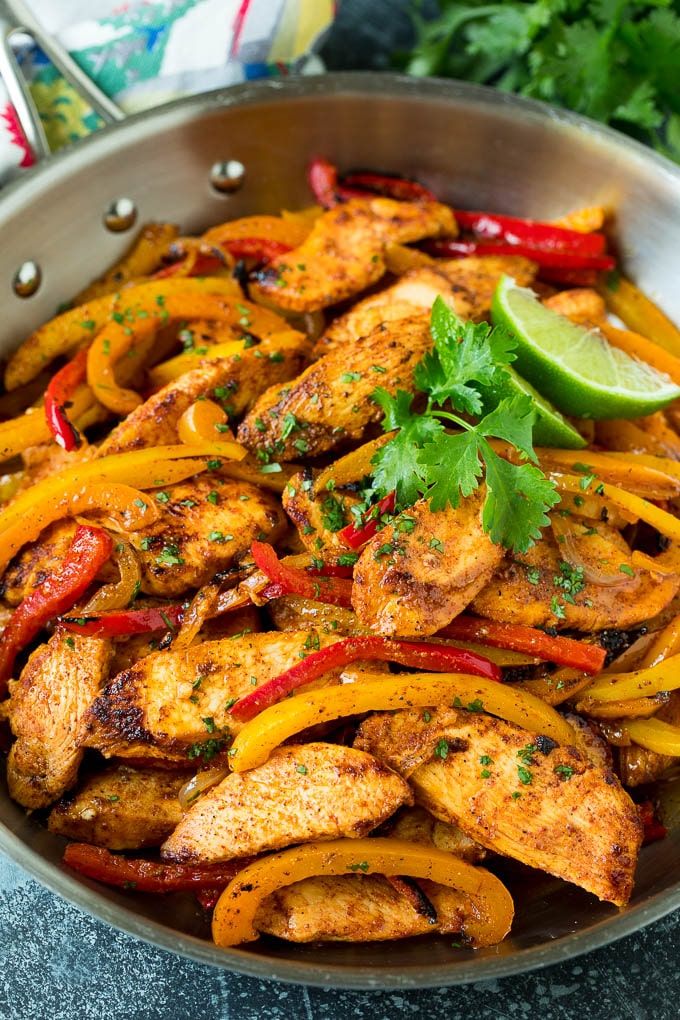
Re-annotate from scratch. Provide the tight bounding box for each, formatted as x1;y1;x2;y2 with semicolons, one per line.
13;260;41;298
104;197;138;232
210;160;245;193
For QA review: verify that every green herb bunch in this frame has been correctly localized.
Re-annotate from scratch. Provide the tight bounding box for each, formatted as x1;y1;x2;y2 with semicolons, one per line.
396;0;680;163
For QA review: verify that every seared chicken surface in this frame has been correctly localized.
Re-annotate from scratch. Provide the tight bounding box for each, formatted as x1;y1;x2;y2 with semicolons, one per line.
161;742;412;863
355;707;642;906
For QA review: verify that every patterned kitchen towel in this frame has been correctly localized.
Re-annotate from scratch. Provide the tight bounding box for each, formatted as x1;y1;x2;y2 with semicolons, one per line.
0;0;336;181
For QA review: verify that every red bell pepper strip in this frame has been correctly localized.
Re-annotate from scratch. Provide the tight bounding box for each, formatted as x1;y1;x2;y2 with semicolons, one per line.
63;843;252;893
638;801;667;845
342;172;437;203
308;157;341;208
230;635;501;721
61;602;185;637
422;237;616;273
453;210;606;256
220;238;292;262
251;541;354;608
305;563;354;579
0;524;113;689
536;266;600;288
338;492;397;550
44;348;88;451
438;616;606;674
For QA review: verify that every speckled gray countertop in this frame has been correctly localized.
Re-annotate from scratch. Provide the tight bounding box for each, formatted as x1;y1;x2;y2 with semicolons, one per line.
1;2;678;1017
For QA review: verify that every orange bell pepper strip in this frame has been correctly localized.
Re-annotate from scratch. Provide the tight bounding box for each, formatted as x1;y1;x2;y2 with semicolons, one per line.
533;448;680;498
438;617;605;674
0;443;246;573
202;214;313;250
63;843;252;893
5;277;243;391
599;321;680;386
177;399;232;444
228;673;580;774
212;838;514;949
230;636;501;721
87;293;291;415
0;524;112;688
551;206;606;233
0;383;97;463
599;275;680;359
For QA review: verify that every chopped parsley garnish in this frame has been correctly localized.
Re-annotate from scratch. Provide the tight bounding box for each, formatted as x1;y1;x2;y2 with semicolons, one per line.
321;495;345;533
619;563;635;577
554;764;575;780
156;544;184;566
517;766;533;785
296;764;308;775
347;861;370;872
155;491;170;503
186;738;226;762
369;298;559;554
433;738;450;760
207;491;219;505
553;561;585;604
337;552;359;567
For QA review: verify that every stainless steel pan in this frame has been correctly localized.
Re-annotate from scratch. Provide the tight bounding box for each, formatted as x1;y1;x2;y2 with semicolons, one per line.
0;26;678;987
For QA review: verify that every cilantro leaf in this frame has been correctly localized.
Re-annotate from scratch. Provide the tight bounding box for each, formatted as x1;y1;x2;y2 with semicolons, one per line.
371;387;418;431
417;431;483;511
477;394;538;463
480;442;560;553
417;297;516;413
371;389;443;505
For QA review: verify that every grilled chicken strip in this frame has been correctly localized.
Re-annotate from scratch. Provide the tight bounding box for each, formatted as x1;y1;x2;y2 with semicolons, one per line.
313;266;473;357
99;335;309;456
472;522;679;631
82;630;353;762
282;470;364;562
161;743;412;863
352;490;504;637
251;198;456;312
2;520;77;606
436;255;537;319
128;476;285;597
7;632;113;809
255;874;468;943
48;764;189;849
238;316;432;461
387;805;486;863
356;707;642;906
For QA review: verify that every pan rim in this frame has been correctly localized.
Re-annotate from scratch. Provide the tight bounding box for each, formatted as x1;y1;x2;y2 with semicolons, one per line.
1;71;680;988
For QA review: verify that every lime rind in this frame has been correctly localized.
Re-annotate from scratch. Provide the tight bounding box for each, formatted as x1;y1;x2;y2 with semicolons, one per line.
492;276;680;420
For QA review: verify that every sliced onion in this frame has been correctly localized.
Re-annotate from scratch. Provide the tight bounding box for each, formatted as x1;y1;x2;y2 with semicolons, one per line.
174;582;221;651
550;515;634;587
178;767;228;811
81;538;142;614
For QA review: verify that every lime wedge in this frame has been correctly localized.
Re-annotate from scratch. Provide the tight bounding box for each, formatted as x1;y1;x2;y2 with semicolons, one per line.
492;276;680;419
478;365;587;449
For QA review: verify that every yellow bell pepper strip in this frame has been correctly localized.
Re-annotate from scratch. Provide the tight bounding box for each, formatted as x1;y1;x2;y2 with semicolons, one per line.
228;673;579;774
581;652;680;703
177;400;232;445
81;538;141;614
5;277;243;392
213;457;299;494
577;693;668;720
0;524;113;689
551;206;606;233
0;443;246;574
439;616;605;674
87;294;292;415
211;838;514;950
518;668;593;707
621;718;680;757
551;473;680;544
0;384;97;463
639;612;680;668
313;433;394;495
230;637;501;722
598;276;680;359
147;339;248;388
72;223;180;304
533;448;680;498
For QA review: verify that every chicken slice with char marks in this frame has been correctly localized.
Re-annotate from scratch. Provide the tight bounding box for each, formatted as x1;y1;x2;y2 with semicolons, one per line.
128;476;285;597
100;336;309;456
161;742;412;863
435;256;537;320
282;470;363;562
2;520;77;606
352;490;504;637
472;522;679;631
8;632;113;808
238;316;432;461
255;873;469;943
82;630;360;763
355;707;642;906
312;266;473;358
47;764;190;849
251;198;456;313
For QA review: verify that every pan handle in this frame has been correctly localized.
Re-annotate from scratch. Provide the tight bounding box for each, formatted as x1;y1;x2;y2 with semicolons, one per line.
0;0;124;163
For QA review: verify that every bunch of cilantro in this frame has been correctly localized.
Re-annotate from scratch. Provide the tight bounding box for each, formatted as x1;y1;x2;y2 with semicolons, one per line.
370;297;559;553
395;0;680;163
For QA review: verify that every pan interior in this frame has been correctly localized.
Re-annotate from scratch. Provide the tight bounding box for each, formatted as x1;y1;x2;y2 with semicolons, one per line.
0;74;679;987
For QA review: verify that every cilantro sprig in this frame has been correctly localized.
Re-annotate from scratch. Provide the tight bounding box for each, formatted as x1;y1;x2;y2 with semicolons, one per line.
370;297;559;553
395;2;680;164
